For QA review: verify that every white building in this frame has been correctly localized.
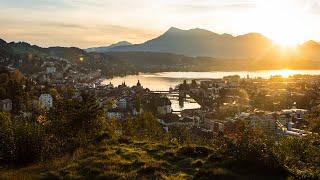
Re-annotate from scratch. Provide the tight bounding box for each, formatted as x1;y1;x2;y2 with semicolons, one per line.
155;97;172;115
117;98;127;109
0;99;12;112
107;108;123;119
46;67;56;74
39;94;53;109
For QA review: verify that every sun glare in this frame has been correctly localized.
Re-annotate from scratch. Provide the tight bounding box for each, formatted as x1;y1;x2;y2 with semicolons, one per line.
279;69;294;78
270;69;295;78
254;0;310;47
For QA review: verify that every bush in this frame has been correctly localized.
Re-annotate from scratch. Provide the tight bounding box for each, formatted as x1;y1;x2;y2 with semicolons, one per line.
274;135;320;178
47;94;107;153
0;112;15;163
12;119;45;164
0;113;45;165
122;112;165;140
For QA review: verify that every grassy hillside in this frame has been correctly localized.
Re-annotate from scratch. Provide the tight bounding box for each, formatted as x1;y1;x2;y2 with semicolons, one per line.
0;138;289;180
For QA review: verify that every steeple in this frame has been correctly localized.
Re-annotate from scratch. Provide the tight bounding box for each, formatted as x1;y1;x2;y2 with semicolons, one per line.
137;80;141;87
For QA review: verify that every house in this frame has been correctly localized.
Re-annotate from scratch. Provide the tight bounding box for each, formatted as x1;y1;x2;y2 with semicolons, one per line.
106;82;114;89
107;108;123;119
281;108;308;119
0;99;12;112
156;97;172;115
117;98;127;109
46;66;56;74
39;94;53;109
248;111;277;132
223;75;240;88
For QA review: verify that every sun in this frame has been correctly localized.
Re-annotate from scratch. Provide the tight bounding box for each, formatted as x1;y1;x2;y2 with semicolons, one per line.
278;69;294;78
253;0;311;47
270;69;295;78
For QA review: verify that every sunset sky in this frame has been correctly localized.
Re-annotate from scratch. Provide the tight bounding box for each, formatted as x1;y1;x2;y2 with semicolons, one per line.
1;0;320;48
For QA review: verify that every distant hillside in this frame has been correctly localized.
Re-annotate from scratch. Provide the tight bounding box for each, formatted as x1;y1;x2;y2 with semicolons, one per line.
105;27;274;59
96;27;320;60
86;41;132;53
0;39;90;63
0;39;13;58
299;40;320;60
2;33;320;73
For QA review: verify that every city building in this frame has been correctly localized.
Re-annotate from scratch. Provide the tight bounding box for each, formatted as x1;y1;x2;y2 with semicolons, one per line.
107;108;123;119
117;98;127;109
0;99;12;112
46;66;56;74
39;94;53;109
156;98;172;115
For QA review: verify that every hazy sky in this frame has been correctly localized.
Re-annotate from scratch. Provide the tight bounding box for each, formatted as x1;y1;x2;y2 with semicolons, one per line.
1;0;320;48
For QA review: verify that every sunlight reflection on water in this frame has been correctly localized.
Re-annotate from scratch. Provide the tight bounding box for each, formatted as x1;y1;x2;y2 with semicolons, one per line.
103;70;320;91
103;70;320;112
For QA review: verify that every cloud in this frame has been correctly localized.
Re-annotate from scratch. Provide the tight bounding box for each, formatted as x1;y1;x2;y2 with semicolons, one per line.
165;0;255;12
0;0;319;47
306;0;320;15
40;22;86;29
0;20;158;48
0;0;72;10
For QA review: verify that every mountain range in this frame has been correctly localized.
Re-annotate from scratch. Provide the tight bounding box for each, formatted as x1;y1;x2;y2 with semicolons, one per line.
1;27;320;72
86;27;320;60
86;41;132;53
2;32;320;73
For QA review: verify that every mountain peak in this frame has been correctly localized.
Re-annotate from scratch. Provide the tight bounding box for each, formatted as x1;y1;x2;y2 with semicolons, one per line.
110;41;132;47
236;33;268;41
301;40;320;48
85;41;132;53
0;38;7;45
166;27;183;33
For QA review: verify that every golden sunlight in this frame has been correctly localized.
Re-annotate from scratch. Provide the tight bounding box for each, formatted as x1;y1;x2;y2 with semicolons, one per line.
270;69;295;78
254;0;310;47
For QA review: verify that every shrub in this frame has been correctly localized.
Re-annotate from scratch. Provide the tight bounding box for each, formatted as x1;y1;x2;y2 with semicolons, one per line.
0;113;45;165
0;112;15;163
47;94;107;152
12;119;45;164
274;134;320;178
122;112;165;140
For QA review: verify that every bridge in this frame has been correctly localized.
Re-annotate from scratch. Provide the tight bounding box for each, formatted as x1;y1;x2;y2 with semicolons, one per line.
150;90;179;94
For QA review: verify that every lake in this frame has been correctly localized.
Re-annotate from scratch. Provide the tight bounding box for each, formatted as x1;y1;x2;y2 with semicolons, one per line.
102;70;320;91
102;70;320;112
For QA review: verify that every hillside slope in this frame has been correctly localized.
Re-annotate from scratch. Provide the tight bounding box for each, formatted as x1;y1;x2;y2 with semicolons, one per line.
0;140;290;180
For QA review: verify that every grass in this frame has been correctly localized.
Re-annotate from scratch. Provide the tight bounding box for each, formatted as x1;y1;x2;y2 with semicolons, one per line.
0;139;290;180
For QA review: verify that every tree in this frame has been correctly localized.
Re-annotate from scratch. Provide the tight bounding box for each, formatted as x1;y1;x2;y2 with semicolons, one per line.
122;112;164;140
78;93;106;138
274;135;320;178
0;87;6;98
191;79;197;88
135;94;141;112
0;73;9;85
0;112;15;163
10;70;24;84
49;88;59;99
47;93;106;151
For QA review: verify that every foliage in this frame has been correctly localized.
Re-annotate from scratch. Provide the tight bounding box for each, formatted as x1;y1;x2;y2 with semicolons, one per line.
274;134;320;179
0;113;45;165
37;139;288;180
122;112;165;140
47;93;106;152
0;112;15;163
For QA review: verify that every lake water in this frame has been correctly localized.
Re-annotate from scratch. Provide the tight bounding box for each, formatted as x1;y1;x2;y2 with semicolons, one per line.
102;70;320;91
102;70;320;112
